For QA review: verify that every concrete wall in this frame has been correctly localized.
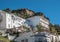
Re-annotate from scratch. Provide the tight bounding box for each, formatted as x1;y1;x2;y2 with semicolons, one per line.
0;10;6;33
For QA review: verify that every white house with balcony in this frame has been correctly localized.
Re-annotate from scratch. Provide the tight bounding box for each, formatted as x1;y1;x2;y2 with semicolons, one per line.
0;10;26;33
26;16;50;31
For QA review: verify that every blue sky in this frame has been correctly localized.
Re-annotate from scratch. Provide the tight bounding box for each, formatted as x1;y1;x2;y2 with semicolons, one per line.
0;0;60;25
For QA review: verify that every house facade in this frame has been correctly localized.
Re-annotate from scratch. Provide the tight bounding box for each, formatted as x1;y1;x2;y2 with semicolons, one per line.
15;32;58;42
0;10;26;33
26;16;50;31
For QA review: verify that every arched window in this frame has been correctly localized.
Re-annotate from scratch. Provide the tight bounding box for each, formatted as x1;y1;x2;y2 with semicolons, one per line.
11;15;15;20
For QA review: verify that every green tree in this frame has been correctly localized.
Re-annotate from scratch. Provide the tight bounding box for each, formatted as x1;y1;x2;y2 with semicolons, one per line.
50;24;58;34
36;24;44;32
3;8;11;13
54;24;60;35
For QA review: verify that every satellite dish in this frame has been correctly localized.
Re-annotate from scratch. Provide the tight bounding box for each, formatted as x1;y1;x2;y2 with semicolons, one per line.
0;14;2;22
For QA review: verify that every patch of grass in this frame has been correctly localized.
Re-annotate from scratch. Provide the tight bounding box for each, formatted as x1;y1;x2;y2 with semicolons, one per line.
10;40;16;42
0;35;10;42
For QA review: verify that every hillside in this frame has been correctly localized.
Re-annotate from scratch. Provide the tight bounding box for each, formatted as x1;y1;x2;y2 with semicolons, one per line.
3;8;60;35
3;8;49;20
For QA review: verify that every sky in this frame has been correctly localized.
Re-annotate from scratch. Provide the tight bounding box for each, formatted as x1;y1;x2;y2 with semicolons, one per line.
0;0;60;25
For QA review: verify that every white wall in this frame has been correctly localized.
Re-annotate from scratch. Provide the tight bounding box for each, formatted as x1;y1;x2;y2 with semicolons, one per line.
49;34;58;42
40;16;49;29
58;35;60;42
6;13;12;29
26;16;41;27
6;13;26;29
12;15;25;27
40;21;49;28
26;16;49;29
40;18;49;25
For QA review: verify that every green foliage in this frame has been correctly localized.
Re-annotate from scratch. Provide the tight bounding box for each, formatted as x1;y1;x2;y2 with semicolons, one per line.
0;35;10;42
10;40;16;42
23;26;31;32
36;24;44;32
35;12;44;16
3;8;49;19
49;24;58;34
3;8;11;13
54;24;60;35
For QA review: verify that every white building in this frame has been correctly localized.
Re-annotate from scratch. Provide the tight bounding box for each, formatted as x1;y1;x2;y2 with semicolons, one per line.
58;35;60;42
15;32;59;42
0;10;26;33
0;10;50;32
26;16;50;30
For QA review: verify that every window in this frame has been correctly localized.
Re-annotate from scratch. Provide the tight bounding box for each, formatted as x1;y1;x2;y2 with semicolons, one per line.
13;20;14;23
8;18;10;22
21;40;24;42
13;26;15;28
21;39;28;42
19;18;22;21
17;23;21;25
25;39;28;42
27;20;30;22
21;22;24;24
12;15;15;20
8;24;10;28
35;38;44;42
35;40;43;42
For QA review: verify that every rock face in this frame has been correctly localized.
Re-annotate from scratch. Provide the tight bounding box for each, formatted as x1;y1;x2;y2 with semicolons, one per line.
24;9;34;16
4;8;35;16
17;8;34;15
11;8;35;18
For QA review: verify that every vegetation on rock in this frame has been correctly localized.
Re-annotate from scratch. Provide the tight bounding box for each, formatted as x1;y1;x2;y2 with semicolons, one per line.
3;8;60;35
3;8;49;20
36;24;44;32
